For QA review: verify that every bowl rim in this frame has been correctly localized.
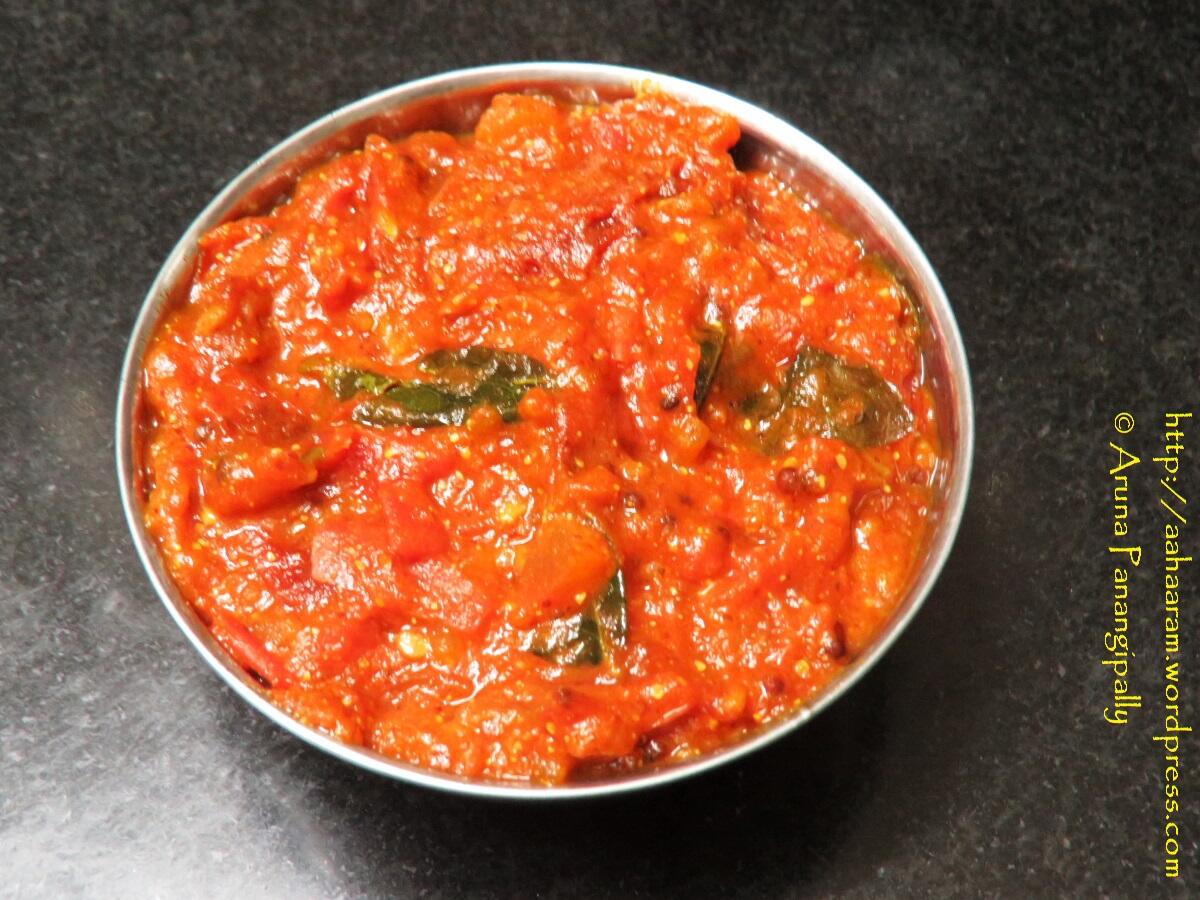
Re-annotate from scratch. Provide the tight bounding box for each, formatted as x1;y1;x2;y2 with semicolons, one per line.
115;60;975;799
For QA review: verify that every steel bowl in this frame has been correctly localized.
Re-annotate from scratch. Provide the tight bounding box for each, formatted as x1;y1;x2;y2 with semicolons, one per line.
115;62;974;799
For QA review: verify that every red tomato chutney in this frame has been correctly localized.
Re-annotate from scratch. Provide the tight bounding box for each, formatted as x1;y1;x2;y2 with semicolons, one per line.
137;90;940;784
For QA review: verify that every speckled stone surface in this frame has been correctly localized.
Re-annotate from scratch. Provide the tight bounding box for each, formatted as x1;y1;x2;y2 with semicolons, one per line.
3;1;1199;896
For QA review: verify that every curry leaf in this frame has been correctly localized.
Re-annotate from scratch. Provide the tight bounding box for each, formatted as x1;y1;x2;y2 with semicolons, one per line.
469;374;539;422
776;347;912;448
301;359;397;400
694;321;726;410
526;569;627;666
352;383;476;428
525;611;603;666
592;568;628;651
308;348;550;428
330;366;395;400
420;347;548;387
421;347;549;422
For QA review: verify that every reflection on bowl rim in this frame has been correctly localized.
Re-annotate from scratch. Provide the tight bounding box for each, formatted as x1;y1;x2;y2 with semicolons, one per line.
115;61;974;799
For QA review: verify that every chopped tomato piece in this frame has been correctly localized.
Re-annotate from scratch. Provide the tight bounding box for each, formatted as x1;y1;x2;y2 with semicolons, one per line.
408;559;493;633
310;521;390;591
202;443;317;516
510;516;616;626
210;611;290;688
381;483;450;562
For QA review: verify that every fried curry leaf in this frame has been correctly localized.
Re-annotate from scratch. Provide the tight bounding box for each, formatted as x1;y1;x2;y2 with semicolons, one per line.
525;611;603;666
420;347;548;386
352;383;476;428
777;347;913;448
300;358;397;400
526;569;627;667
309;348;550;428
420;347;549;421
693;320;726;410
323;364;396;400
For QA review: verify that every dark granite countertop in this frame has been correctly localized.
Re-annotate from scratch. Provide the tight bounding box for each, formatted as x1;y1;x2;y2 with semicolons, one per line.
3;2;1198;896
